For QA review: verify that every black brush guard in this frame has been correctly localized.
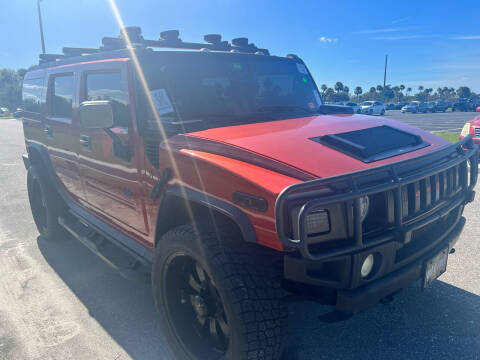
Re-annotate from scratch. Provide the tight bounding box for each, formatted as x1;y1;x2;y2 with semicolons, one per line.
275;135;478;261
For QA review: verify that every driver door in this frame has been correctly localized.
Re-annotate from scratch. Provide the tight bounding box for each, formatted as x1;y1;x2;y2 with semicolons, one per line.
77;62;148;236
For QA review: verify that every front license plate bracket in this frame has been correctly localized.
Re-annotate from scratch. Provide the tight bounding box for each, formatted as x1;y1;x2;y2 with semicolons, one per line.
423;247;449;289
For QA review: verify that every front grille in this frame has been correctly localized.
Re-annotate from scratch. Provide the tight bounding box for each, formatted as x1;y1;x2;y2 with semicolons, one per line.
399;164;464;221
474;127;480;138
275;135;478;261
395;205;459;263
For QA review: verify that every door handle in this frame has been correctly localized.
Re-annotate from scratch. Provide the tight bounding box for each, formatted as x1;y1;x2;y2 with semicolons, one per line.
80;135;91;149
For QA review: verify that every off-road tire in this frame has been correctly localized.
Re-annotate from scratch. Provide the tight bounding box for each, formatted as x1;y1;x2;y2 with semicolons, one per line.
27;164;66;240
152;224;288;360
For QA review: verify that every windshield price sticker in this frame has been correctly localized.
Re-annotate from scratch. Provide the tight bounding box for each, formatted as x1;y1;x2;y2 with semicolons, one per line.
150;88;175;115
296;63;308;74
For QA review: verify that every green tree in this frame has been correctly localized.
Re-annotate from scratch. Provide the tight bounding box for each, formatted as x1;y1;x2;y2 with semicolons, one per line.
457;86;471;99
406;87;412;97
0;68;25;111
418;85;424;92
343;86;349;95
354;86;363;100
321;84;327;94
334;81;344;93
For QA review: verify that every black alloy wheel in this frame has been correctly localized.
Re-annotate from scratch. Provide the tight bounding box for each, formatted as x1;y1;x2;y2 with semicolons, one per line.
164;253;230;358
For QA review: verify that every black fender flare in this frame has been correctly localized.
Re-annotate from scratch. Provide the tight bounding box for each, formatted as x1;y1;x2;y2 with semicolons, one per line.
154;186;258;247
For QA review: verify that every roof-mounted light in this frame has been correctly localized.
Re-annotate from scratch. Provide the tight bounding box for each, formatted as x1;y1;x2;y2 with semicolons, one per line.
204;34;222;44
232;37;248;47
121;26;144;43
160;30;181;42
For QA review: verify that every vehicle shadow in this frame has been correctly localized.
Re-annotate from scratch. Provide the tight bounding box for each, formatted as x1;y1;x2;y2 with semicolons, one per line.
38;234;480;360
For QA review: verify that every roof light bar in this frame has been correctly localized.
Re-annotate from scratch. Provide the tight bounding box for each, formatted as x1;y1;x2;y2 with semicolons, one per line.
38;26;272;64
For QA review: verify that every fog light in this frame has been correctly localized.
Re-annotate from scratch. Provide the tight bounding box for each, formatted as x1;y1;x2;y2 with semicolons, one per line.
306;210;330;235
361;254;375;278
359;196;370;222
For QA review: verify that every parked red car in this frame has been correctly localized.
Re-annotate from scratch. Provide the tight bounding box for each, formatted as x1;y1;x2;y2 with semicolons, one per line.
459;115;480;149
20;27;478;360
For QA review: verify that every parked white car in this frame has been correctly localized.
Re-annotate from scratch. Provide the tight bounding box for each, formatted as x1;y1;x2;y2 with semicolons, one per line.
360;101;385;115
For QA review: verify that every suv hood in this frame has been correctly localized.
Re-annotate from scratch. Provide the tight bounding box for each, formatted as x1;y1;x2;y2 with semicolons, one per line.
180;114;448;180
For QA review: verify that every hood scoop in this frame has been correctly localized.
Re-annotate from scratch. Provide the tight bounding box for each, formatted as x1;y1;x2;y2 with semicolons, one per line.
311;125;430;163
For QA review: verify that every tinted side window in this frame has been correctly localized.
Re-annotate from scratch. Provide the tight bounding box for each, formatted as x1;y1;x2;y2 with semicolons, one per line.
51;74;74;118
86;72;128;127
22;77;46;113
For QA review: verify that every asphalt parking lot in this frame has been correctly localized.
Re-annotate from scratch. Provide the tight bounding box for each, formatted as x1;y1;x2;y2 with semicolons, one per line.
0;117;479;360
386;110;478;133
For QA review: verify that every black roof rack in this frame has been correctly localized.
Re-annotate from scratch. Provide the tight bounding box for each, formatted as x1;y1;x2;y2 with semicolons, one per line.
38;26;271;64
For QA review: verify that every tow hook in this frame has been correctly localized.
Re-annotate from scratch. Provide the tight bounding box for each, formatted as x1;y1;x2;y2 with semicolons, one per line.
450;248;456;254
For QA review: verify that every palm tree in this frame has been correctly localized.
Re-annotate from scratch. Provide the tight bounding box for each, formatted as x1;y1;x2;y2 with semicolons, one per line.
418;85;424;93
354;86;363;100
343;86;350;95
392;86;400;102
406;87;412;98
399;84;405;93
321;84;328;94
334;81;344;93
376;85;383;93
437;87;443;99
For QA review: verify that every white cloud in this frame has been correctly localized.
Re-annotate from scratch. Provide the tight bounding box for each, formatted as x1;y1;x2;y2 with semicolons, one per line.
353;26;419;34
319;36;337;43
392;17;410;24
372;34;438;40
451;35;480;40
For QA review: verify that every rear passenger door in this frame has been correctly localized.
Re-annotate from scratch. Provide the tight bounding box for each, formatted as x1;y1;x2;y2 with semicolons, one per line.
77;62;148;236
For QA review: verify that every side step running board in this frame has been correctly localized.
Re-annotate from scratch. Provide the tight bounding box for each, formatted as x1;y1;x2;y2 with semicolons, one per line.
58;216;151;283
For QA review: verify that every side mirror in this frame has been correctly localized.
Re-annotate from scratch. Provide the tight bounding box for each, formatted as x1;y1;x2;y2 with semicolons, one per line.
79;100;114;129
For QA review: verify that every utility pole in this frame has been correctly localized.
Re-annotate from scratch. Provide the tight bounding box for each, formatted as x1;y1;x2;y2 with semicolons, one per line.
382;55;388;102
37;0;46;54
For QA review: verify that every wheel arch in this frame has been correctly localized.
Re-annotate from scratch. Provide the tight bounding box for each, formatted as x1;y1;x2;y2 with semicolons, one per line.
154;186;258;247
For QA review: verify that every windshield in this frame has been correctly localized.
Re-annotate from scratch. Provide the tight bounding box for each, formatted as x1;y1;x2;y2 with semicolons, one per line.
361;101;373;105
141;52;321;126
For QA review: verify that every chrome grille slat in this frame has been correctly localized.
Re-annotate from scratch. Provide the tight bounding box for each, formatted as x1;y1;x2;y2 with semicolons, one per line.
402;162;466;220
474;127;480;137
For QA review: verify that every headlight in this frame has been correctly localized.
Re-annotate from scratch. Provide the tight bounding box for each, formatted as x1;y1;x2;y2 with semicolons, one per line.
359;195;370;222
461;122;471;137
305;209;330;236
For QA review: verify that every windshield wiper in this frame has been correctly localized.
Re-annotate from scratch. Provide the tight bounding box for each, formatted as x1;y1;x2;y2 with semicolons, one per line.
256;105;316;114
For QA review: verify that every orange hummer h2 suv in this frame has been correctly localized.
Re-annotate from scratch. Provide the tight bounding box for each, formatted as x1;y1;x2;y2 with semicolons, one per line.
20;27;478;360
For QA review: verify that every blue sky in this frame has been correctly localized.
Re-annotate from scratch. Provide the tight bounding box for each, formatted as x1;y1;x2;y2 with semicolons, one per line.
2;0;480;93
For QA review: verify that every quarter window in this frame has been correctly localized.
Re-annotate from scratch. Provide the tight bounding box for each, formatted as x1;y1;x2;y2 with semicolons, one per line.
51;74;74;118
85;72;128;127
22;77;45;113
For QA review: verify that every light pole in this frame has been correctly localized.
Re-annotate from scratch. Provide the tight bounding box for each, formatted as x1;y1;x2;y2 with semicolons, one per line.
382;55;388;102
37;0;46;54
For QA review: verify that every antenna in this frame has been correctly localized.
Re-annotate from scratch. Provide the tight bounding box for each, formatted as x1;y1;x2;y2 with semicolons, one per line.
37;0;46;54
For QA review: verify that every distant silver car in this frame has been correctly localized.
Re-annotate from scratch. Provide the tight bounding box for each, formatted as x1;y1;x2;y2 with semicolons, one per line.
360;101;385;115
401;102;419;113
336;101;361;113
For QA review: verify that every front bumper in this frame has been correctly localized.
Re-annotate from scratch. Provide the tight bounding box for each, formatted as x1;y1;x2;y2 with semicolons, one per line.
336;216;464;313
276;135;477;313
285;213;465;314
